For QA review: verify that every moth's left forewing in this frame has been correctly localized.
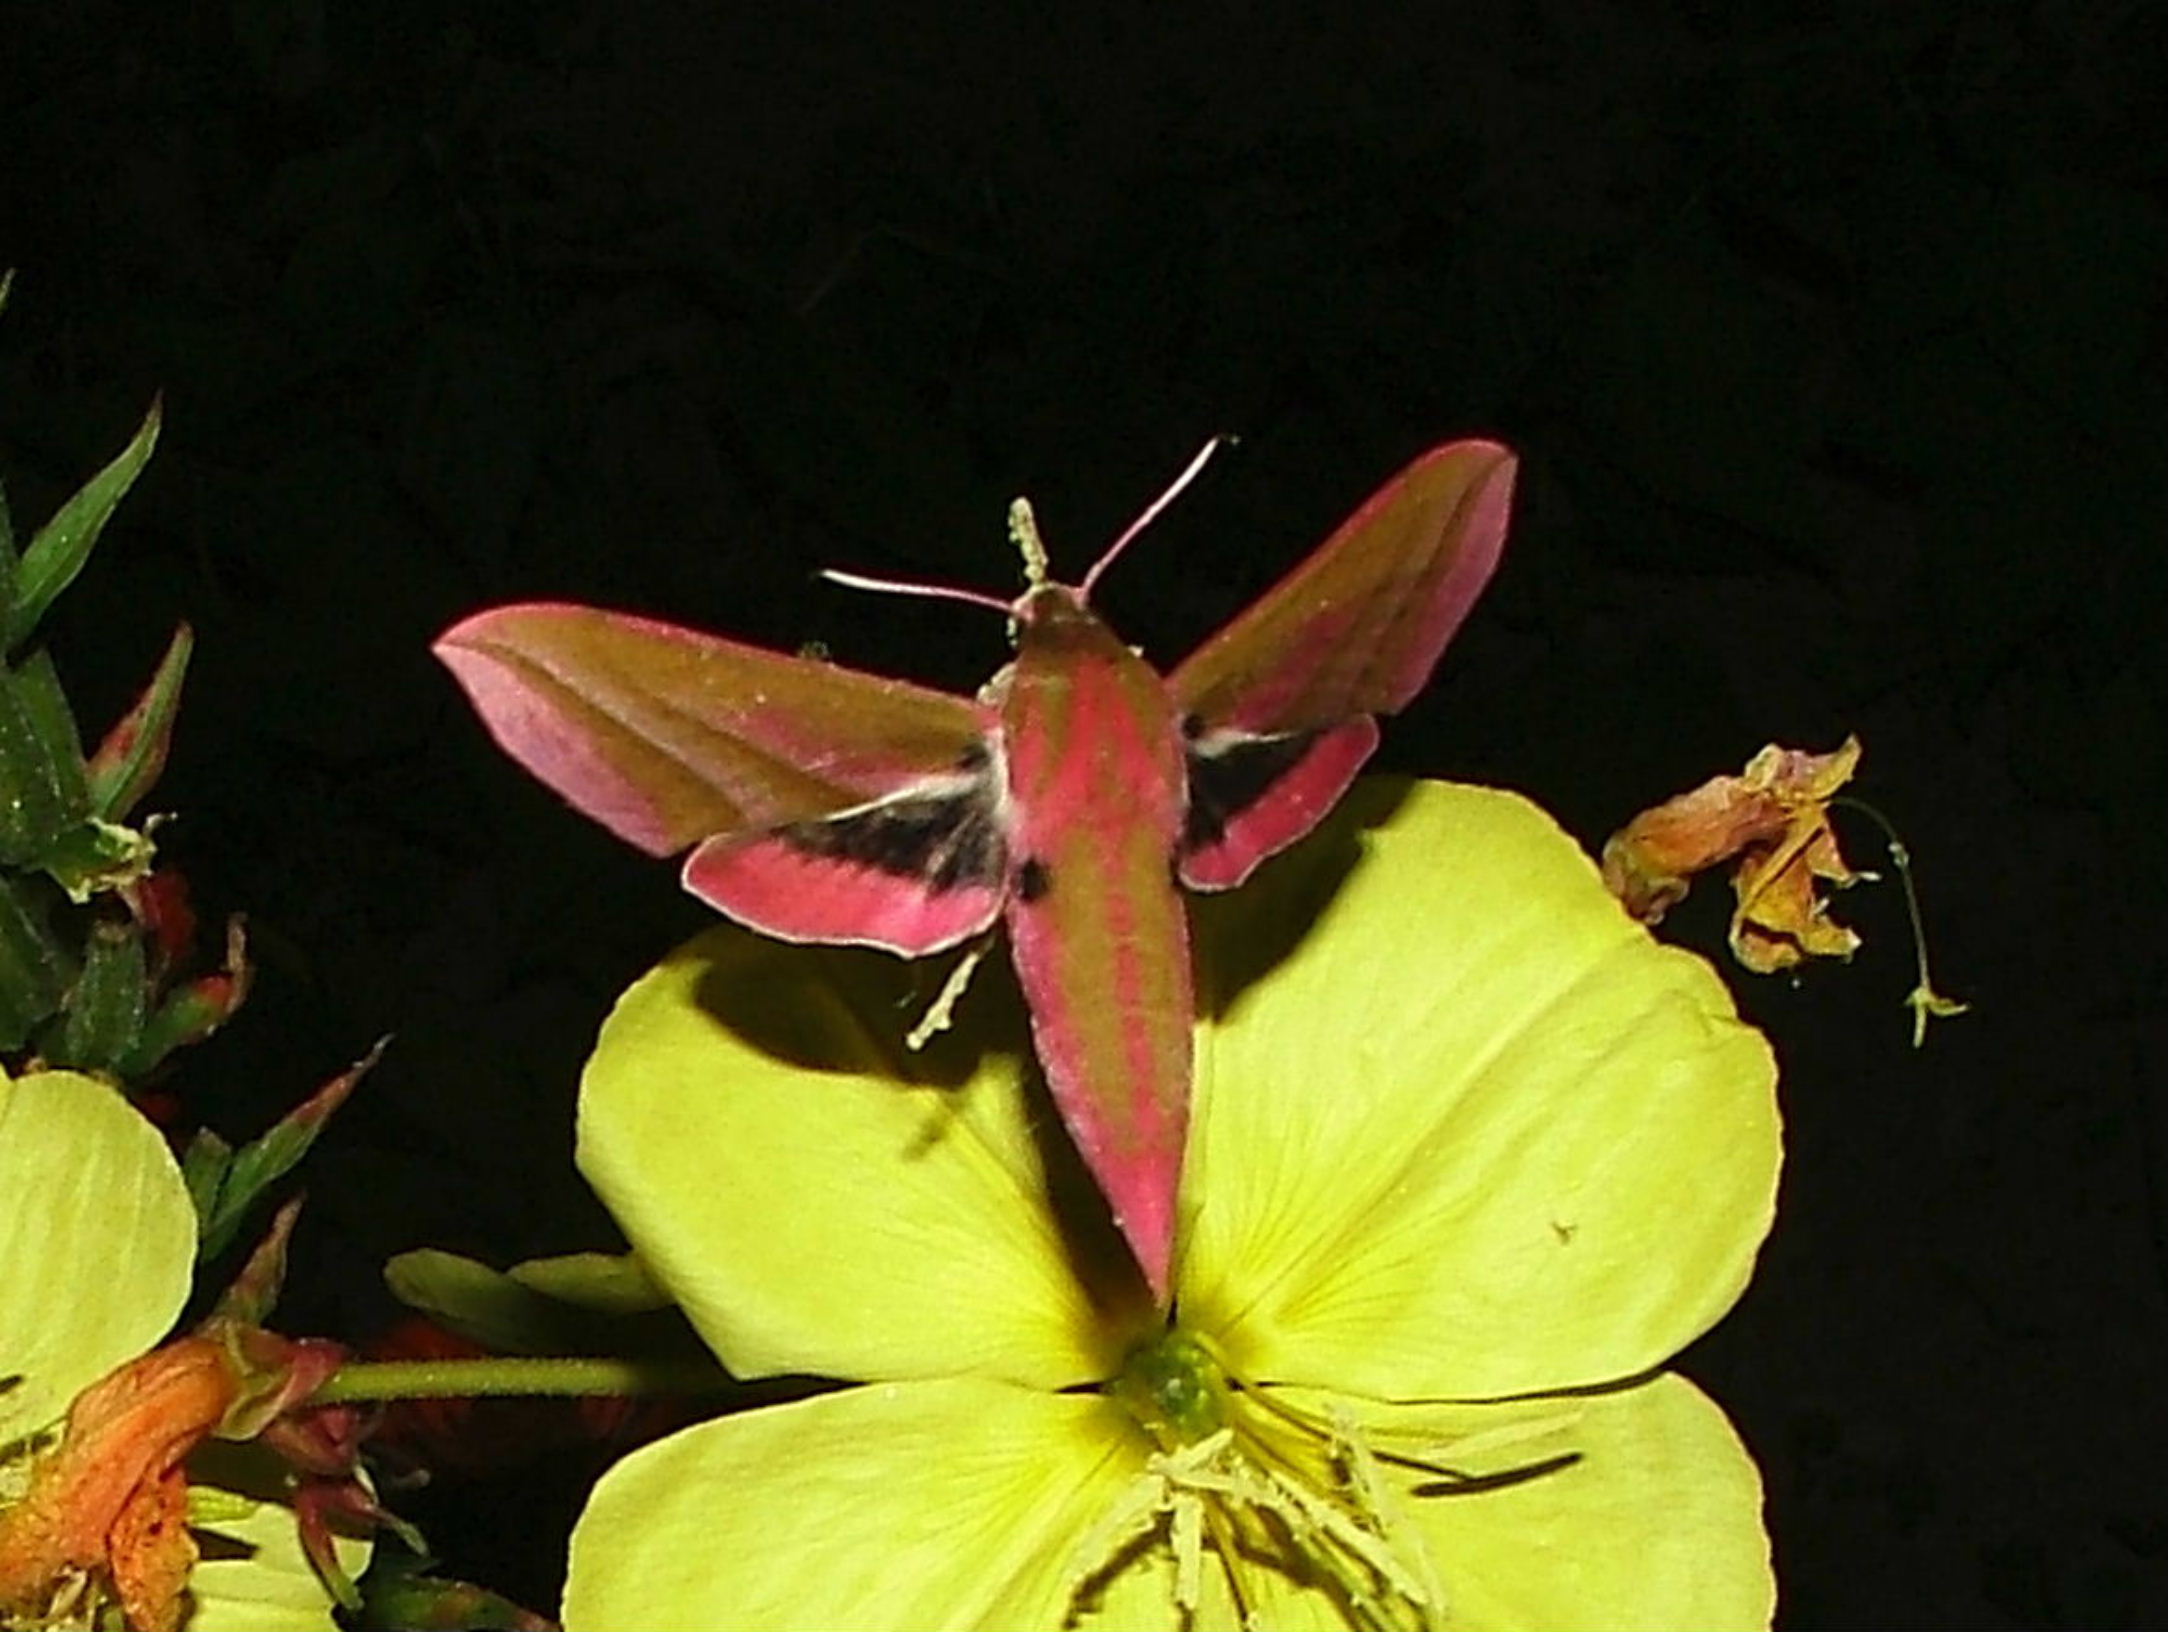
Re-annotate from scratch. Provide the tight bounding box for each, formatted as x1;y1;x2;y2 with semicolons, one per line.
1168;441;1517;889
435;603;995;855
436;601;1009;955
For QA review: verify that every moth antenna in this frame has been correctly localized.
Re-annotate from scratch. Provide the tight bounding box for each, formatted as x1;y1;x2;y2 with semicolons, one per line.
1079;434;1237;601
819;567;1013;617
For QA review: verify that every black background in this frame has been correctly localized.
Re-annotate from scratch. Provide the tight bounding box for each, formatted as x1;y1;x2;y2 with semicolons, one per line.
4;3;2164;1625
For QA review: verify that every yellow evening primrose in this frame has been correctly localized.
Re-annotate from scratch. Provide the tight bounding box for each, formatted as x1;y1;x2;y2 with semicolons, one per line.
0;1069;363;1632
565;779;1783;1631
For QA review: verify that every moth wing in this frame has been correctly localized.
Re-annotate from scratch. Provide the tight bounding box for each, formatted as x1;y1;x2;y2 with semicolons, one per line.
1167;441;1517;889
685;772;1006;954
436;602;1006;953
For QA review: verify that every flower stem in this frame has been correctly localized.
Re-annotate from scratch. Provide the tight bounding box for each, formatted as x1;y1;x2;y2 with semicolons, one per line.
305;1354;729;1406
1829;794;1969;1047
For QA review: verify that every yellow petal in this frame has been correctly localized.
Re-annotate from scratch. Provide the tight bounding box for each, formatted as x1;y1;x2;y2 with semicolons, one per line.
0;1071;195;1441
579;932;1147;1390
1182;781;1780;1397
563;1377;1163;1632
1305;1372;1772;1631
183;1444;375;1632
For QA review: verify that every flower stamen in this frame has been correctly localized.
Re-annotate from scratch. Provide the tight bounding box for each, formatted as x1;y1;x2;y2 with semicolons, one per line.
1072;1330;1460;1630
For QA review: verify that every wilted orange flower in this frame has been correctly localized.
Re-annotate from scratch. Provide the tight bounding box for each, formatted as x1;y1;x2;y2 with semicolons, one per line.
1603;736;1866;974
0;1338;235;1632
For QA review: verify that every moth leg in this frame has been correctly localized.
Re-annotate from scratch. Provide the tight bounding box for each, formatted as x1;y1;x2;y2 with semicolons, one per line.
904;932;996;1050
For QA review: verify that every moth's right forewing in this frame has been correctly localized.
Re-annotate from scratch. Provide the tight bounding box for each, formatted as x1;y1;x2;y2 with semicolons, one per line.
1167;441;1517;736
1164;441;1517;891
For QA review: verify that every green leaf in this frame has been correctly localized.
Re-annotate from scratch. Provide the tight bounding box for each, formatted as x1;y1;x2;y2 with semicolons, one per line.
0;652;92;867
0;876;69;1050
0;483;13;556
5;396;162;650
88;622;194;818
194;1041;381;1259
0;479;17;629
11;649;90;799
42;916;148;1073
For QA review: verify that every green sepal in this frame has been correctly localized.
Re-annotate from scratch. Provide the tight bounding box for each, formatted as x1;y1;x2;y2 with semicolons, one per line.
356;1548;544;1631
41;914;148;1073
206;1194;299;1329
181;1125;238;1245
38;815;155;904
507;1249;673;1316
117;962;248;1078
189;1042;380;1259
3;396;163;651
88;621;193;819
0;649;91;867
0;874;69;1050
384;1247;687;1357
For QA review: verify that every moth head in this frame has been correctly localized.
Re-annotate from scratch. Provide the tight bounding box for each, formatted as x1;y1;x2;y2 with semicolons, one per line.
822;436;1235;647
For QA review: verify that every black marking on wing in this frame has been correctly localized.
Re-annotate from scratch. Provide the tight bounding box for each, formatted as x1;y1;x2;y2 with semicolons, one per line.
777;779;1006;894
1182;729;1324;853
1016;856;1052;903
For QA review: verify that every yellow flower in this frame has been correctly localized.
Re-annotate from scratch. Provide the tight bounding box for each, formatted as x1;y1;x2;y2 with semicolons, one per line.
565;781;1782;1630
0;1070;362;1632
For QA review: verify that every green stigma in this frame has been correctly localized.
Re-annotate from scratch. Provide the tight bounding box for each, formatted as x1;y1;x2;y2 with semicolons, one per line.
1078;1330;1452;1628
1110;1328;1231;1451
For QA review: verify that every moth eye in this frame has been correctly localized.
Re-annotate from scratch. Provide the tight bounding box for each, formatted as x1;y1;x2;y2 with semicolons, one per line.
1015;856;1053;902
1179;712;1208;740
